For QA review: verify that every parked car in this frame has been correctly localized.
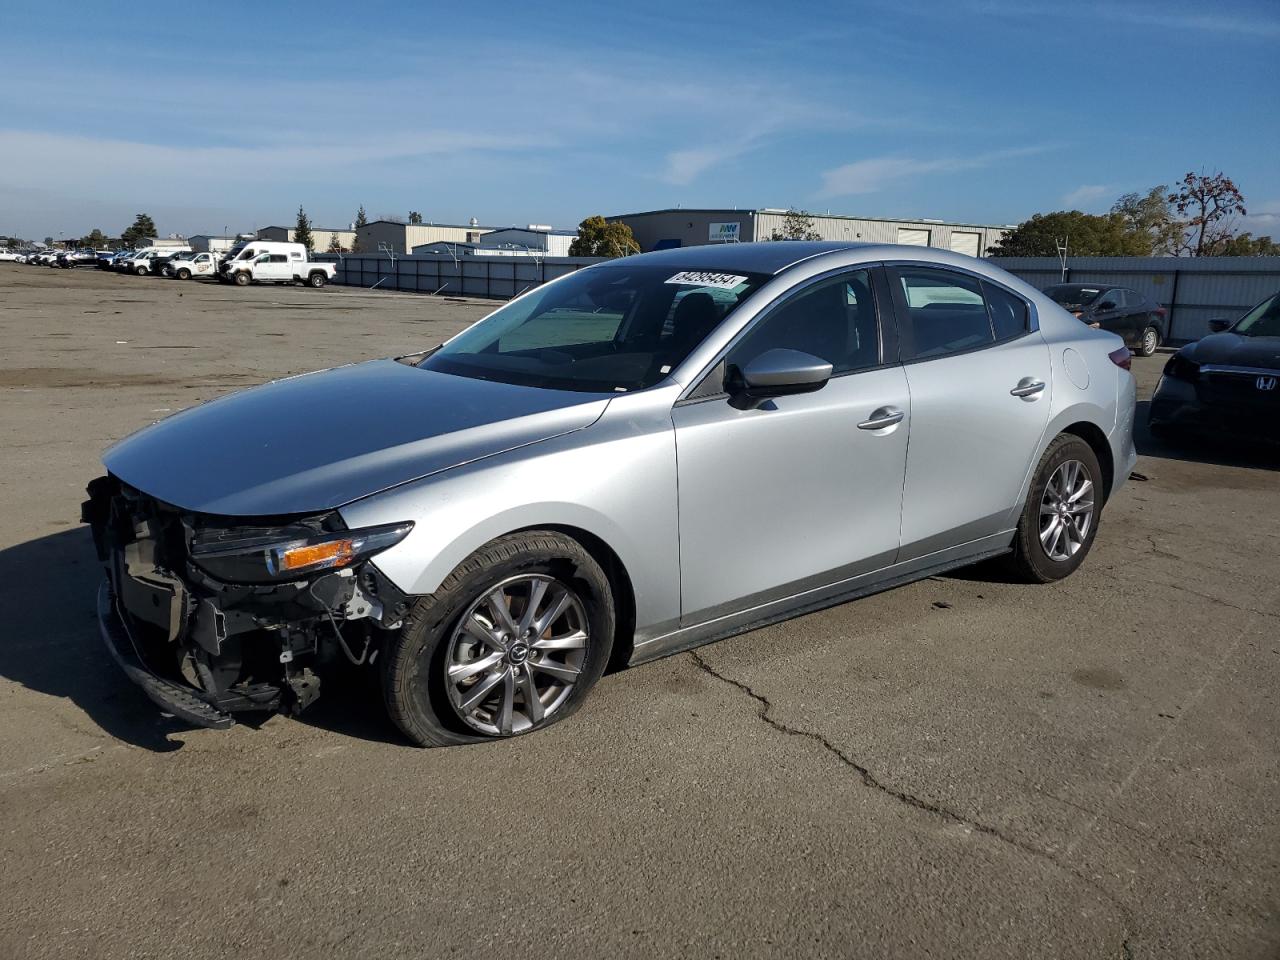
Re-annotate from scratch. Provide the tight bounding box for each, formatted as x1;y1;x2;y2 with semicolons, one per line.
84;242;1137;745
120;248;192;275
164;251;219;280
148;252;184;276
0;249;21;262
57;249;101;268
1042;283;1167;357
1149;290;1280;443
219;241;335;287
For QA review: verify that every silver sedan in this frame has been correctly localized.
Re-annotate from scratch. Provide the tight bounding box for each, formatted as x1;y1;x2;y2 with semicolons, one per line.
86;242;1137;745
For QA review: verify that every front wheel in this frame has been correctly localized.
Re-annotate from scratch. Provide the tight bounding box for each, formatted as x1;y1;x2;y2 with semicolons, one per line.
233;271;251;286
382;530;615;747
135;265;147;276
176;268;191;280
1139;324;1160;357
1003;434;1102;583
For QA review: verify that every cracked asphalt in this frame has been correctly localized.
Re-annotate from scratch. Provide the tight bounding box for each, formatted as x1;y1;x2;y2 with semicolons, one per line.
1;265;1278;959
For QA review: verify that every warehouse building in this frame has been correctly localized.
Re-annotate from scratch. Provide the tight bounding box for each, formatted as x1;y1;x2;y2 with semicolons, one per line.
257;225;356;252
189;234;244;255
607;208;1009;257
410;226;578;258
356;220;493;255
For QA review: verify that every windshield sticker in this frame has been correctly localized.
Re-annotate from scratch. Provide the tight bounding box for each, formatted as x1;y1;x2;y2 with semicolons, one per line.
665;271;748;289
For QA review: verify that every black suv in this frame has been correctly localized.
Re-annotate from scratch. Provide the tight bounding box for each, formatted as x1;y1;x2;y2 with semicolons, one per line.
1043;284;1168;357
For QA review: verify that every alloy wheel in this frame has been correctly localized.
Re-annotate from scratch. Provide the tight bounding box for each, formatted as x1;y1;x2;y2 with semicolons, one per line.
1142;328;1158;355
1039;459;1095;562
444;574;589;736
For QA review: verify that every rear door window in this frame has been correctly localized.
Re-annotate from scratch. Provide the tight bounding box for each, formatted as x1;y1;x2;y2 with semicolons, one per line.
982;281;1030;342
894;268;993;360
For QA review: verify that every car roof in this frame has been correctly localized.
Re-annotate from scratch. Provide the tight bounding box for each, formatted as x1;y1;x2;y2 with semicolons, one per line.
593;241;876;275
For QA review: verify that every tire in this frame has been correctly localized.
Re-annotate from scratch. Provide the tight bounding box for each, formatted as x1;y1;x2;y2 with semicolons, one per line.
135;265;147;276
1003;434;1103;583
1139;324;1160;357
308;272;327;288
233;271;251;286
176;268;191;280
382;530;615;747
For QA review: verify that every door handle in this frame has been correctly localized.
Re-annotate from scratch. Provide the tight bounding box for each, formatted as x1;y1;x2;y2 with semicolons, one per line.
857;406;905;430
1010;378;1046;398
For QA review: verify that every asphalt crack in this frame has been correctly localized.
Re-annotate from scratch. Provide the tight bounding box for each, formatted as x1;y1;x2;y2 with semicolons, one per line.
686;649;1136;941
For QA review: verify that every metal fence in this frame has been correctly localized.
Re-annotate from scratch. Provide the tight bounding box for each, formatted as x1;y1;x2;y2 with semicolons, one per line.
318;251;1280;345
992;256;1280;343
314;253;603;299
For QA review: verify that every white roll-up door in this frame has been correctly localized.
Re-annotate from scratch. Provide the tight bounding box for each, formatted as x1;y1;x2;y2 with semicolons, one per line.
949;231;981;257
897;228;930;246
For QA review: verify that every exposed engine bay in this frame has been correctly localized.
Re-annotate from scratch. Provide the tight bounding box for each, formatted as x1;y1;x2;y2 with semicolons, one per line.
82;475;413;727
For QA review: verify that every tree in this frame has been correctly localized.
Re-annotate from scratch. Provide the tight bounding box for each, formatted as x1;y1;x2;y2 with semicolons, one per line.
294;205;314;251
987;210;1142;257
1168;170;1246;257
120;213;157;248
770;209;822;241
1213;232;1280;257
81;228;108;249
327;231;344;254
568;216;640;258
351;205;368;252
1111;186;1181;256
408;211;423;224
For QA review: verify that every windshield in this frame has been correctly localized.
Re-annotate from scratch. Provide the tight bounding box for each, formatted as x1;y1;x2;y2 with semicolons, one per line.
1044;284;1102;308
420;265;769;392
1234;293;1280;338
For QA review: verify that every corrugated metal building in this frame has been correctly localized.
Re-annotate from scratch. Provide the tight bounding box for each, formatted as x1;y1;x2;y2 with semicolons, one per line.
257;225;356;252
189;235;242;255
356;220;494;254
478;226;578;257
608;208;1009;257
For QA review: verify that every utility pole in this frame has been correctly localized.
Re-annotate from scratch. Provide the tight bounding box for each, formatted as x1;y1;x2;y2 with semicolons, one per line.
1055;235;1069;282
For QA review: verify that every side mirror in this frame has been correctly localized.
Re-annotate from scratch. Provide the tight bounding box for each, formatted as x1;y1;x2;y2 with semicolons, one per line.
1097;300;1116;311
728;348;832;406
1207;318;1231;333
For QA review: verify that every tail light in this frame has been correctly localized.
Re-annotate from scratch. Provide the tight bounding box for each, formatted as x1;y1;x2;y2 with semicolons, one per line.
1109;347;1132;371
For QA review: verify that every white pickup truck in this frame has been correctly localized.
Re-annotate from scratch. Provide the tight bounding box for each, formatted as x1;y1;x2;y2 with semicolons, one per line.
219;241;336;288
164;251;219;280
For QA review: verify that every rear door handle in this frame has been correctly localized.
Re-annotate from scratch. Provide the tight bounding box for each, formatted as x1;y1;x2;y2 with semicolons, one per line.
857;406;905;430
1010;378;1046;398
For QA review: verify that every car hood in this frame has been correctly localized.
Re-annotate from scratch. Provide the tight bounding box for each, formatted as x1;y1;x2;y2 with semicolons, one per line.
104;359;611;516
1185;332;1280;369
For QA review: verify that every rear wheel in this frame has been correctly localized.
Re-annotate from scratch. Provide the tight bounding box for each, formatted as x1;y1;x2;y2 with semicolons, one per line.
382;530;615;747
1003;434;1102;583
308;272;327;288
1139;324;1160;357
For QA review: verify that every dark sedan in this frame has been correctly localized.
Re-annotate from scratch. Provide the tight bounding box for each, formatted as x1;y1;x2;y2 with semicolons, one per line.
1043;283;1168;357
57;249;101;268
1149;291;1280;443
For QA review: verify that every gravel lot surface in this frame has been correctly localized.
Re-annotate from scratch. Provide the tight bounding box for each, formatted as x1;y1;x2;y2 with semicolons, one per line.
1;265;1277;959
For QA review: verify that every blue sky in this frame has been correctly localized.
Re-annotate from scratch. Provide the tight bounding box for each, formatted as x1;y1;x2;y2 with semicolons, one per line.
2;0;1278;240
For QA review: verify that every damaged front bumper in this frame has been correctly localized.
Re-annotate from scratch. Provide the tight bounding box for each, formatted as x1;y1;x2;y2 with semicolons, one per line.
82;476;412;729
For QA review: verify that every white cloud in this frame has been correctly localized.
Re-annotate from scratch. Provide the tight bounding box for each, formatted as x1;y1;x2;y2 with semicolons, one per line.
1060;184;1112;208
1242;200;1280;239
818;146;1053;197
